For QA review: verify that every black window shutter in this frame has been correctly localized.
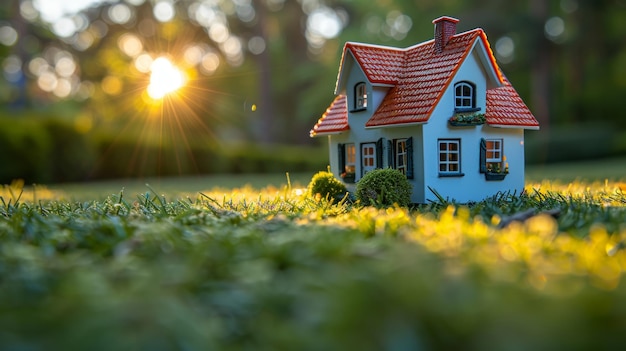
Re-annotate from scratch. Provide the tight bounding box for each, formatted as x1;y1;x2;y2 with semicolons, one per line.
338;143;345;173
387;140;394;169
479;138;487;173
376;138;383;168
406;137;414;179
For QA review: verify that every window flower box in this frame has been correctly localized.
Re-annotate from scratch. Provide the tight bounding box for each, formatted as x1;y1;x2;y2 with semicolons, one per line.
485;163;508;181
448;113;486;126
341;172;356;183
485;172;507;181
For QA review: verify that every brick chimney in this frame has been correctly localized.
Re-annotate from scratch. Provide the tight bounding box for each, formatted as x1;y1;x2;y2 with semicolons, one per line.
433;16;459;54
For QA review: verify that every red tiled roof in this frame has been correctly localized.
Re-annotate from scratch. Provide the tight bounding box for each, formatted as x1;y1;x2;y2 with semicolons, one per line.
311;27;537;136
366;29;494;127
486;75;539;128
310;95;349;137
340;43;406;87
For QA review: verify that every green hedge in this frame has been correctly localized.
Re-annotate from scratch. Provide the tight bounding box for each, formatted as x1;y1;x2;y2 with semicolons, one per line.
0;118;52;183
0;115;327;183
525;124;626;164
92;137;327;180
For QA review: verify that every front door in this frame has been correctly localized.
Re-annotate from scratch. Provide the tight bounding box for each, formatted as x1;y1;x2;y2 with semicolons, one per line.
361;143;376;176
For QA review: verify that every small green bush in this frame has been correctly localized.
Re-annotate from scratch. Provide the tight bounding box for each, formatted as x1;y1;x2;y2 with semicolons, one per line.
307;171;347;201
356;168;412;207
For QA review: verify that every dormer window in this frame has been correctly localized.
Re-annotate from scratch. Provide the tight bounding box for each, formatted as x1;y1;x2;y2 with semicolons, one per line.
454;81;478;112
354;82;367;110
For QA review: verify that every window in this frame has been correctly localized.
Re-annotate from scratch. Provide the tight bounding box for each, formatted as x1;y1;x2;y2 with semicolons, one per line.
480;138;507;180
344;143;356;174
438;139;463;176
395;139;408;175
389;137;414;179
361;143;376;175
355;82;367;110
338;143;356;183
454;81;475;111
485;139;503;172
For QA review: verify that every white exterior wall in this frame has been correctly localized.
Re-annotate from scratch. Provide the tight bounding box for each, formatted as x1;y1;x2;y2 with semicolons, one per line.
341;56;391;182
421;48;525;203
328;53;392;193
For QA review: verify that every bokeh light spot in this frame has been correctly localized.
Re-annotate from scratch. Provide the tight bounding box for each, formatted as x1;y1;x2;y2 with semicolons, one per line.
55;56;76;77
200;52;220;74
545;16;565;42
209;23;229;43
101;75;123;95
29;57;49;76
495;36;515;64
118;33;143;57
38;72;58;92
20;1;38;21
2;56;23;83
0;26;18;46
52;17;78;38
134;53;153;73
108;3;132;25
248;36;266;55
184;45;204;66
307;6;343;39
154;1;175;23
53;78;72;98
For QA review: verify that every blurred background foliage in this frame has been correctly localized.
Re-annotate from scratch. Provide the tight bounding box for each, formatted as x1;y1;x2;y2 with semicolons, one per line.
0;0;625;183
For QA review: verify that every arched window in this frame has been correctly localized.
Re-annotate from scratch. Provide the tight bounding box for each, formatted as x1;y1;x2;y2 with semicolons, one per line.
454;81;475;111
354;82;367;110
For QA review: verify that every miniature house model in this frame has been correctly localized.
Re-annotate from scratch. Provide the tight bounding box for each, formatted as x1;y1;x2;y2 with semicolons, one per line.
310;16;539;203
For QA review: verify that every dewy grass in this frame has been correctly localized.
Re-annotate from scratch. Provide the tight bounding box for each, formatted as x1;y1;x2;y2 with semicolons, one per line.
0;180;625;350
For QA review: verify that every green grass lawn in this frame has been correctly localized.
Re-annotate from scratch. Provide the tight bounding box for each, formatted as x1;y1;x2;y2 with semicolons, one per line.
526;156;626;182
1;159;625;350
43;156;626;201
47;172;314;201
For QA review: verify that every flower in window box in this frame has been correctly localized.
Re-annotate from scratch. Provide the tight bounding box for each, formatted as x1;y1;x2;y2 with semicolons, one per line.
485;158;508;181
449;113;486;126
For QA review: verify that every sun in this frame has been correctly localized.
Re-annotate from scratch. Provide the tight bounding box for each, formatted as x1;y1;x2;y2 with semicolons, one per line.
147;57;185;100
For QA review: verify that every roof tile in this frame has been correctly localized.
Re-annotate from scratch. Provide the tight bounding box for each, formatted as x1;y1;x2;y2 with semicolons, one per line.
366;31;481;127
310;95;349;136
486;75;539;128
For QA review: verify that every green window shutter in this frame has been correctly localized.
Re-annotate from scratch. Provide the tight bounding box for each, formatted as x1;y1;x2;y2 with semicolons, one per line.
338;143;345;173
406;137;414;179
376;138;383;168
479;138;487;173
387;139;394;168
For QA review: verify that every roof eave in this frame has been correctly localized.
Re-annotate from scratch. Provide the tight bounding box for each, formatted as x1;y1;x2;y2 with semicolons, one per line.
365;121;427;129
487;123;540;130
334;46;351;95
310;130;347;137
472;32;504;88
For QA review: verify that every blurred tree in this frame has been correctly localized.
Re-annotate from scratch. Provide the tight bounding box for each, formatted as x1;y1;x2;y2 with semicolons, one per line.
0;0;625;151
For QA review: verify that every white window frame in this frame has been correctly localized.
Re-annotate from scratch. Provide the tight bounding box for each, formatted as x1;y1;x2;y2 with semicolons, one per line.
355;82;367;109
395;139;407;175
454;82;474;110
438;139;462;175
486;139;503;171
